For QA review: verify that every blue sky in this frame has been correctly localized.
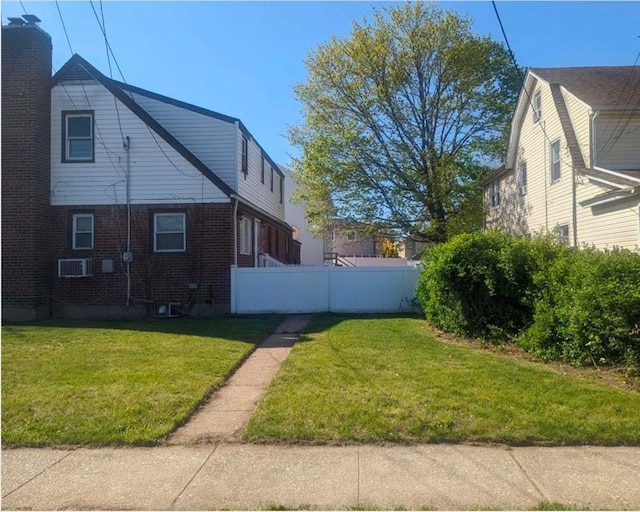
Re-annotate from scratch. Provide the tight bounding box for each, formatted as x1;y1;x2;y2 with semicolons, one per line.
3;1;640;166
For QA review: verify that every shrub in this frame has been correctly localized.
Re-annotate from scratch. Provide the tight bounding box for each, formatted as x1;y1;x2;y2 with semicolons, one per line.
416;231;547;340
520;247;640;368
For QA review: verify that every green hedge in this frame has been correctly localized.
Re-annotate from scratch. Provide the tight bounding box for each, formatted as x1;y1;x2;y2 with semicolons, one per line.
416;232;640;369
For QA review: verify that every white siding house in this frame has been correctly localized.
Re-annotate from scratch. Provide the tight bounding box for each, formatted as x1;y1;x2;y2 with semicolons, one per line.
483;66;640;251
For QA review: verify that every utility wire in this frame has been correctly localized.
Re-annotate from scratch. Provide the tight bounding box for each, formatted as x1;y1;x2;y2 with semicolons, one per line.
19;1;28;15
491;0;574;171
55;0;74;55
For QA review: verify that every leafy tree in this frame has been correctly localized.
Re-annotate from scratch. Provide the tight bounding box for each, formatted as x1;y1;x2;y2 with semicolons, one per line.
289;3;521;243
380;239;400;258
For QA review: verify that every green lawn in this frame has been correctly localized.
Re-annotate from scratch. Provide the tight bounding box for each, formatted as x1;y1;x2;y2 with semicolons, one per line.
2;315;282;446
245;315;640;445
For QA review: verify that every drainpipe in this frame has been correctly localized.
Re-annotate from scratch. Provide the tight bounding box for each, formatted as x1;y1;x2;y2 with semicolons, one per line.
542;120;549;231
590;111;599;168
125;136;131;307
572;163;578;247
232;195;239;266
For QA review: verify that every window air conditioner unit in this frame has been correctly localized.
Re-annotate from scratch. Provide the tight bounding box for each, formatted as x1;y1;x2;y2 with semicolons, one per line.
520;185;527;196
58;258;93;278
156;303;183;318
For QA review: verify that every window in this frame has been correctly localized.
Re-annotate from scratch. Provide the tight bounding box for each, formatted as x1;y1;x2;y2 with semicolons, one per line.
261;157;265;184
241;136;248;176
279;175;284;204
346;230;356;241
550;140;561;183
518;162;528;196
63;111;94;162
558;224;570;245
490;180;501;208
154;213;186;252
270;166;274;192
532;91;542;123
240;217;252;255
72;213;94;250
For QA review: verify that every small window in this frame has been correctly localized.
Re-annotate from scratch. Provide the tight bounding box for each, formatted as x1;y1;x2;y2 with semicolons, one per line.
72;213;94;250
490;180;501;208
532;91;542;123
346;230;356;241
550;140;561;183
279;175;284;204
154;213;186;252
518;162;528;196
240;217;252;255
63;111;94;162
558;224;570;245
261;157;265;184
241;136;248;176
270;166;274;192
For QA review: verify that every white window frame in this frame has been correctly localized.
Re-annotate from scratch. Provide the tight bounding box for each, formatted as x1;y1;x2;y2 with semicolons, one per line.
490;180;501;208
532;90;542;124
240;217;253;255
518;162;528;196
558;224;570;245
550;140;561;183
72;213;94;250
154;213;186;253
64;112;94;162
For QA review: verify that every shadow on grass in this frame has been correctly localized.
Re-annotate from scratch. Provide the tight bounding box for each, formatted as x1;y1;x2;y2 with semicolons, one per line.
2;314;286;345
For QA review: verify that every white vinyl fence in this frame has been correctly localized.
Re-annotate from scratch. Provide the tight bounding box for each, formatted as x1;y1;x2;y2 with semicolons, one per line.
230;265;420;314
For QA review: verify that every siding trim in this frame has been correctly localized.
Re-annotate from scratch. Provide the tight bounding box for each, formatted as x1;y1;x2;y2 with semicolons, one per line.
52;55;235;197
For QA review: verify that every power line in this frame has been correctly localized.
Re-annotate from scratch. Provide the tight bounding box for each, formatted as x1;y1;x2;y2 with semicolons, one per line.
55;0;74;55
19;1;28;15
491;1;574;171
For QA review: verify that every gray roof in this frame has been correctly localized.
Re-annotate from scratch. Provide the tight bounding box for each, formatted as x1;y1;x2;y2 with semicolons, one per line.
530;66;640;109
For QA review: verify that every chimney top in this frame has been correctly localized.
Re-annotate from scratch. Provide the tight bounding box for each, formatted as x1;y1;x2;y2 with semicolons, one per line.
6;14;43;27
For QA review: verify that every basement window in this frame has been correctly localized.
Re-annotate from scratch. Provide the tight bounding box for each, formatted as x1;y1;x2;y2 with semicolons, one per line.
63;111;94;162
154;213;186;252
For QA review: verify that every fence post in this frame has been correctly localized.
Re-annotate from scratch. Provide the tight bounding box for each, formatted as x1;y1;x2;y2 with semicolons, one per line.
324;265;331;312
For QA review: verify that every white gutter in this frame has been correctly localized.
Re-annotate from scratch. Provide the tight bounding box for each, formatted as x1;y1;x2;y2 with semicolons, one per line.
593;166;640;184
232;196;239;267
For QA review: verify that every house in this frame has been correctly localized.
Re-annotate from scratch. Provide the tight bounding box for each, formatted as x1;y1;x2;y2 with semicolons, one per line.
482;66;640;250
1;18;297;321
328;220;378;259
282;167;322;266
396;237;429;260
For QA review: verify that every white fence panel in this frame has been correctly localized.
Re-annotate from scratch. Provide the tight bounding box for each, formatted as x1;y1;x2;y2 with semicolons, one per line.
328;267;419;313
231;265;420;314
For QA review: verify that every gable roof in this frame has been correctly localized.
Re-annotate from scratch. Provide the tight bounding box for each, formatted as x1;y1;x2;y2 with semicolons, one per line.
51;54;285;196
530;66;640;110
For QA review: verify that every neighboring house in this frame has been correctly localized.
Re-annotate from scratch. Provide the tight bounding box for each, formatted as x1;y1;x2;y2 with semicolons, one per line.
396;237;430;260
329;220;378;258
282;167;322;266
1;19;297;321
482;66;640;250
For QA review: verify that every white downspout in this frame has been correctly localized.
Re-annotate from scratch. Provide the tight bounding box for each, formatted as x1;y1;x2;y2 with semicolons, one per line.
232;196;239;267
125;136;131;307
590;110;599;168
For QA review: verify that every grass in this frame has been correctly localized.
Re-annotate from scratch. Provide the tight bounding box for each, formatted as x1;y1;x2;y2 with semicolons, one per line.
2;315;282;446
245;315;640;445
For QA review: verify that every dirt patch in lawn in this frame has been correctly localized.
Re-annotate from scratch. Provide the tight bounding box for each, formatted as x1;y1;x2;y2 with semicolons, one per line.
427;326;640;394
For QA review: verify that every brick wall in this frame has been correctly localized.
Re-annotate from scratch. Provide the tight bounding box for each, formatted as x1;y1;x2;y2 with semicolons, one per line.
1;24;53;320
50;203;236;315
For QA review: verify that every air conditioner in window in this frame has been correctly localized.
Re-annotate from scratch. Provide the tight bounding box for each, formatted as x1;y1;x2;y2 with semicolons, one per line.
58;258;93;278
520;185;527;196
156;303;183;318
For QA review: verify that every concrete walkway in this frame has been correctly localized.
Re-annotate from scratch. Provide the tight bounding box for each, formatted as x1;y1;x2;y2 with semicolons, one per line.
3;444;640;510
168;314;313;444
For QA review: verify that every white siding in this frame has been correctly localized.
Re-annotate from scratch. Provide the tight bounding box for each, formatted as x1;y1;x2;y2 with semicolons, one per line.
236;129;285;220
127;92;238;190
576;178;639;250
51;83;228;206
562;89;591;167
595;114;640;170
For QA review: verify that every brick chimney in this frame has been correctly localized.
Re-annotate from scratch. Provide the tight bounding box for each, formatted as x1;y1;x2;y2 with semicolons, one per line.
2;19;53;321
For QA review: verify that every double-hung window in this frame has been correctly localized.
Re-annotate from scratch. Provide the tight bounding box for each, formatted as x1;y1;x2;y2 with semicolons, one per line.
558;224;570;245
550;140;561;183
532;91;542;123
518;162;528;196
241;136;248;176
261;157;265;184
63;111;94;162
72;213;94;250
279;175;284;204
270;166;274;192
154;213;186;252
490;180;501;208
240;217;252;255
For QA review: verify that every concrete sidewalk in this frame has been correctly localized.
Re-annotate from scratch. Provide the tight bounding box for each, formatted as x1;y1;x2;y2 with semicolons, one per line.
3;444;640;510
